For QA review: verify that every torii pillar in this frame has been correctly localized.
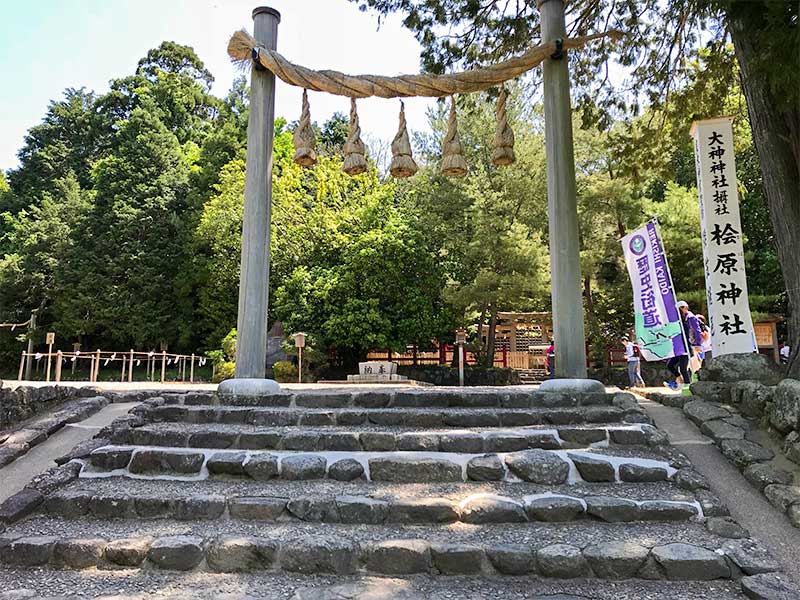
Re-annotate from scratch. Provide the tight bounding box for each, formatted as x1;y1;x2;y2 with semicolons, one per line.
539;0;596;388
219;6;282;396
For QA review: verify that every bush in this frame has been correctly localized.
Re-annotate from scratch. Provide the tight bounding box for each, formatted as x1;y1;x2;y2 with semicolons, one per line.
273;361;298;383
212;360;235;383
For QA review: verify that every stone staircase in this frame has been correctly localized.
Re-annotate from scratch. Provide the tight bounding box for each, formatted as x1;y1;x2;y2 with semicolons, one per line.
0;386;792;599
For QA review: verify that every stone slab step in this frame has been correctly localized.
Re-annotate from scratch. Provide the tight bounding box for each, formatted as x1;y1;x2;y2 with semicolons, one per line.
0;528;762;582
78;446;677;485
141;404;647;428
116;423;666;453
155;389;628;410
41;484;703;525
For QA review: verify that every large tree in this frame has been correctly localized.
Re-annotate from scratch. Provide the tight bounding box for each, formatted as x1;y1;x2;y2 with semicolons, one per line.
353;0;800;373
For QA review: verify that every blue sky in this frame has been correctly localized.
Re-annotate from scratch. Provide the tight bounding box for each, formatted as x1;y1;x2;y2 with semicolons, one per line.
0;0;439;171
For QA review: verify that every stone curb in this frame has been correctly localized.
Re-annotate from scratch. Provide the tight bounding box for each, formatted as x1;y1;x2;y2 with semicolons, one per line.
41;489;703;525
0;533;774;582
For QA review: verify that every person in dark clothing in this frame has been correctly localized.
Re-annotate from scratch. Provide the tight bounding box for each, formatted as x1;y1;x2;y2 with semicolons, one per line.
664;300;703;390
545;338;555;379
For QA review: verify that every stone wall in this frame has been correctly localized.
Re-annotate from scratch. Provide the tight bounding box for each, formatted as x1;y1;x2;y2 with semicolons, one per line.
0;385;83;430
397;365;521;386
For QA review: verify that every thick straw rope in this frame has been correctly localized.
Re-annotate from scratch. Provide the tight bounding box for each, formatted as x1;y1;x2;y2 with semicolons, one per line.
441;97;468;177
228;29;622;99
389;101;418;178
293;89;317;166
343;98;368;175
492;87;515;166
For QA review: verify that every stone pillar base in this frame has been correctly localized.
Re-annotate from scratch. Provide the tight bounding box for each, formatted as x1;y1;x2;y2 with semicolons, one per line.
217;378;282;397
539;378;605;394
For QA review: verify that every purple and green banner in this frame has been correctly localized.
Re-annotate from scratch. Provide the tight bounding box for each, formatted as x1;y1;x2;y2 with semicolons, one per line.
621;221;686;361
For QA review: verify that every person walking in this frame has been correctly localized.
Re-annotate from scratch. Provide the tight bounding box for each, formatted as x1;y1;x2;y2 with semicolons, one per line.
622;335;645;388
664;300;703;390
545;338;555;379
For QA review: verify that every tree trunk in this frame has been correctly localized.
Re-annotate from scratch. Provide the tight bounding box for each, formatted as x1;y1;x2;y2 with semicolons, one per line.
476;304;487;351
728;5;800;376
486;305;498;368
584;275;595;321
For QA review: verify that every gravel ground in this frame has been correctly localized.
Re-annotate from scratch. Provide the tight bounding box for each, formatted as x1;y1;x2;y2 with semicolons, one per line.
3;516;726;549
0;569;748;599
59;476;695;503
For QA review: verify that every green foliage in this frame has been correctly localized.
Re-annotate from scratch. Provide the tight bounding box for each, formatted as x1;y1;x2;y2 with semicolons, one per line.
272;360;298;383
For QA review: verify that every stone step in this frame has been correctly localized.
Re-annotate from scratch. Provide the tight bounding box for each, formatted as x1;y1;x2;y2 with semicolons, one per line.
115;423;667;453
78;446;678;484
42;484;703;525
155;389;625;410
0;519;763;582
140;404;648;429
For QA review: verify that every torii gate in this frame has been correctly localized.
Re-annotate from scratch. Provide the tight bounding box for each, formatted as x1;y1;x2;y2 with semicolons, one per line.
219;2;616;395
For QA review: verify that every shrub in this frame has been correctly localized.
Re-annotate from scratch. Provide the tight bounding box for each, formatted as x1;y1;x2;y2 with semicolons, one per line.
212;360;235;383
273;360;298;383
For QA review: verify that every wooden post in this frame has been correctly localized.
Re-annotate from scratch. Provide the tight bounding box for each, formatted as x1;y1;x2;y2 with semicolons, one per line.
234;6;281;379
539;0;587;378
161;351;166;384
120;355;126;382
18;351;25;381
46;339;53;382
190;354;195;383
55;351;63;382
24;310;37;380
128;349;134;382
181;356;187;382
95;349;101;382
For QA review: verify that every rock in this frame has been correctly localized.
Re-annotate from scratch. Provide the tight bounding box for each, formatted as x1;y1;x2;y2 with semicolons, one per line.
539;378;605;394
585;496;640;522
397;432;439;451
207;451;248;475
443;411;499;427
638;500;698;521
128;450;204;474
466;454;505;481
723;539;780;575
55;438;109;465
608;428;646;445
217;378;281;397
335;496;388;524
229;496;287;520
706;516;749;539
619;462;669;482
206;536;277;572
569;453;615;482
104;537;152;566
699;353;783;385
244;453;280;480
352;391;391;408
25;462;81;495
368;457;461;482
524;495;585;522
731;381;773;418
486;544;534;575
2;536;56;566
359;432;397;451
0;445;25;468
134;496;174;518
431;544;484;574
89;494;135;519
788;503;800;528
52;538;106;568
0;489;43;524
695;490;730;517
484;432;528;452
769;380;800;434
328;459;365;481
689;382;732;402
147;536;205;570
4;429;46;447
743;463;793;491
286;497;338;522
701;419;746;441
459;495;527;524
439;432;483;453
582;540;649;579
189;430;237;449
365;539;430;574
783;431;800;464
87;447;134;470
173;495;225;520
281;431;322;451
721;439;774;469
44;490;91;518
386;498;458;523
684;400;731;426
763;485;800;512
674;468;710;491
281;454;327;480
651;543;729;580
741;573;800;600
504;449;570;484
238;432;280;449
524;431;562;449
536;544;589;578
560;427;607;446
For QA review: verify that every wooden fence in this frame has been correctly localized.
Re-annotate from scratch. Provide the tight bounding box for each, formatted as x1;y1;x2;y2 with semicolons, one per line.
17;350;208;384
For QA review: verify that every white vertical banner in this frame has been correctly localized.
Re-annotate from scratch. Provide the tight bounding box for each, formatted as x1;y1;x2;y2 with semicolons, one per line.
691;117;757;356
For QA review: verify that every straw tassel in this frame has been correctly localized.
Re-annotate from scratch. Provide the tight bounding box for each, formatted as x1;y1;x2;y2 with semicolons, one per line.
293;89;317;167
342;98;368;176
389;101;418;178
441;96;468;177
491;87;515;166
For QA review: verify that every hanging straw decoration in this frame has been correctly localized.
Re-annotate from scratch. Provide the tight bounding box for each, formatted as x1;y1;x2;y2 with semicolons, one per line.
342;98;367;175
293;89;317;167
491;86;515;166
389;100;418;178
441;96;468;177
